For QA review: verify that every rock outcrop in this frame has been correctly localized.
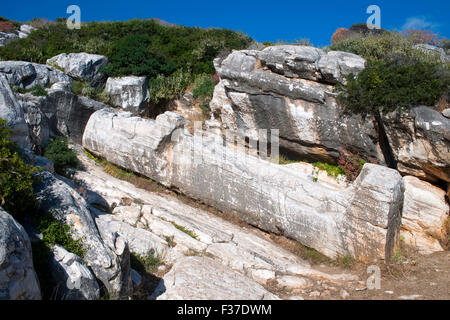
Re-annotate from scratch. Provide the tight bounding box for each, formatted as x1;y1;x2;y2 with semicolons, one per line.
83;108;404;262
49;245;100;300
209;46;385;163
155;256;279;300
382;106;450;184
0;74;31;149
17;87;107;146
105;76;150;114
0;61;72;89
400;176;449;254
46;53;108;88
413;44;448;62
0;32;19;47
0;206;41;300
33;171;133;298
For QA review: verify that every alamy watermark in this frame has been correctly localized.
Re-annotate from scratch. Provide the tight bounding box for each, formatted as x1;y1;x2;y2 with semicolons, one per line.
66;5;81;30
366;5;381;30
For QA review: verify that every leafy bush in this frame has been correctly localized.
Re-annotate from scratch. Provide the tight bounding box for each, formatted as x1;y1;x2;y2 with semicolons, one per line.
330;32;442;64
43;137;79;175
0;19;251;79
35;211;86;258
0;118;38;219
31;84;47;96
100;34;176;78
337;56;449;114
149;68;192;104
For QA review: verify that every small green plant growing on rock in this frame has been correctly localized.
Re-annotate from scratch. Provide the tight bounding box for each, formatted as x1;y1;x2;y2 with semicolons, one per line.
130;250;162;274
31;84;47;96
44;137;79;176
169;220;198;239
35;211;87;258
312;162;346;180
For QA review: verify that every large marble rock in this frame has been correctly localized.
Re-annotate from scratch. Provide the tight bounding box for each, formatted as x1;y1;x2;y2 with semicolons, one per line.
16;93;50;153
0;74;31;149
17;87;107;145
19;25;36;36
46;53;108;88
49;245;100;300
83;109;404;262
413;44;448;62
72;148;360;294
0;61;71;89
155;256;279;300
0;206;41;300
0;32;19;47
33;171;132;299
105;76;150;114
209;47;384;163
400;176;449;254
254;46;365;84
382;106;450;184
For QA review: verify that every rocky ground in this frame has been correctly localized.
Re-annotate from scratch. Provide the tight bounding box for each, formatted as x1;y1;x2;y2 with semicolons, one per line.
69;145;450;300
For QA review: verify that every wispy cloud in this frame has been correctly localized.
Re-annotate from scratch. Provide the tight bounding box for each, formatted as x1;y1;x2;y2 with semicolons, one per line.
401;16;440;30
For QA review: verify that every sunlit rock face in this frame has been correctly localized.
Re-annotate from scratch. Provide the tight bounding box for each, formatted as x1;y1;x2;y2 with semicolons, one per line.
83;108;404;262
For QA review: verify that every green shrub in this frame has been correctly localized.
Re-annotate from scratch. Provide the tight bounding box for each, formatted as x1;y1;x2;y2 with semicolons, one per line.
149;68;192;104
30;84;47;96
192;74;215;99
35;211;86;258
337;56;449;114
0;19;251;80
43;137;79;175
0;118;39;219
312;162;346;179
100;34;176;78
330;32;442;64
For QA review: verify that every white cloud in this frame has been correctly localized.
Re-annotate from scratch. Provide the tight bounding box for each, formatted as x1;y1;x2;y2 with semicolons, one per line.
401;16;440;30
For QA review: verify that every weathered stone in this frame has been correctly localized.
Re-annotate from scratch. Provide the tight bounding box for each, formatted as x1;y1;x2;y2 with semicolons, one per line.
49;244;100;300
413;44;448;62
253;45;365;84
210;47;382;164
47;53;108;88
0;74;31;149
34;88;106;144
0;32;19;47
105;76;150;114
0;61;72;89
93;211;169;259
131;269;142;289
72;147;359;286
33;171;132;299
442;108;450;119
155;256;279;300
16;93;50;153
382;106;450;183
19;25;36;35
0;206;41;300
83;109;404;262
400;176;449;254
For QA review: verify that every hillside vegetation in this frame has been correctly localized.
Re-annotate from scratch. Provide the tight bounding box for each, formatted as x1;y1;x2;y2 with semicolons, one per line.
0;19;252;77
331;30;449;114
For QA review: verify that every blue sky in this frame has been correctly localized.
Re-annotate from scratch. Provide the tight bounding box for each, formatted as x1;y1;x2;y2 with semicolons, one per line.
2;0;449;46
